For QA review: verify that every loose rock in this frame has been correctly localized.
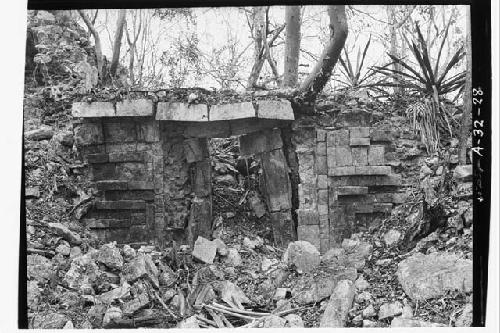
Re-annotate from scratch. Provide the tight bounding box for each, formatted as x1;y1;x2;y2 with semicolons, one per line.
319;280;356;327
391;317;446;327
192;236;217;264
283;241;320;273
383;229;401;247
378;301;403;320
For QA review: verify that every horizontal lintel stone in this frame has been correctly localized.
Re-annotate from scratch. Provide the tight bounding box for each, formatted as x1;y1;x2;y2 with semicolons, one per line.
209;102;255;121
156;102;208;121
115;99;153;116
337;186;369;196
73;102;115;118
95;200;146;210
349;137;370;146
256;99;294;120
350;127;370;138
96;180;128;191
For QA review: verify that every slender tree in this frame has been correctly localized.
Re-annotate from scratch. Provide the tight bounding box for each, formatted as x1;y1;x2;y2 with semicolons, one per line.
282;6;301;88
78;10;104;78
110;9;127;77
299;5;348;101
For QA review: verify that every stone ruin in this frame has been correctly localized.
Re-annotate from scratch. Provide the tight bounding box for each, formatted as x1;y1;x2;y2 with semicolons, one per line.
72;97;406;253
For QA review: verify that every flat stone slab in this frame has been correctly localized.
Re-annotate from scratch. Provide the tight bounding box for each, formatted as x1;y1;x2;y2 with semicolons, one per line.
329;166;391;176
156;102;208;121
210;102;255;121
73;102;115;117
256;100;294;120
116;99;153;116
397;252;472;301
337;186;368;196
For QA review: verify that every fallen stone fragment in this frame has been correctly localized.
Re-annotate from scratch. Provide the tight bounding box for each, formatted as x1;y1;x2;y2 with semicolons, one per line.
27;280;41;309
63;320;74;329
284;314;304;327
352;314;363;326
122;293;150;315
354;276;370;291
122;244;136;261
54;130;74;147
122;254;159;289
397;252;472;301
223;248;242;267
362;304;376;318
25;186;40;198
31;312;68;329
319;280;356;327
163;289;176;303
158;265;176;287
401;304;413;318
192;236;217;264
177;316;200;328
87;304;107;328
383;229;401;247
455;303;473;327
453;165;472;182
378;301;403;320
70;246;82;258
260;315;287;328
27;254;53;283
282;241;320;273
391;317;446;327
48;222;82;245
341;239;359;252
260;257;278;271
64;252;99;293
243;236;263;249
215;280;251;309
102;306;122;327
213;238;228;256
273;288;289;300
375;258;391;266
56;242;71;256
97;282;130;304
248;193;266;218
363;319;378;327
26;126;54;141
96;243;123;270
322;247;346;263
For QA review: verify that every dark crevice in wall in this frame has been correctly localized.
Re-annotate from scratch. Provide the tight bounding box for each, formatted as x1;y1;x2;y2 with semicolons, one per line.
280;125;300;239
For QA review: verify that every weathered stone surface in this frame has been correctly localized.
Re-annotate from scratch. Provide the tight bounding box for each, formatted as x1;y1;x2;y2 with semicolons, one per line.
355;276;370;291
64;251;99;293
329;166;356;176
317;175;328;189
87;153;108;163
27;254;53;283
319;280;356;327
96;243;123;270
186;197;212;246
192;236;217;264
32;312;69;329
350;127;370;138
297;209;319;225
26;126;54;141
97;283;130;304
256;99;294;120
108;151;146;163
355;165;391;175
122;293;150;315
285;314;304;327
25;186;40;198
351;147;368;166
316;129;327;141
74;122;103;146
259;315;287;328
115;99;153;116
48;223;82;245
177;316;200;328
73;102;115;117
96;180;128;191
337;186;368;196
156;102;208;121
327;130;349;146
261;149;292;211
350;137;370;146
95;200;146;210
391;318;446;327
383;229;401;247
103;121;136;142
136;121;159;142
183;138;209;163
223;248;242;267
368;145;385;165
397;252;472;301
378;301;403;319
297;225;320;250
316;155;328;174
332;146;353;167
102;306;122;327
122;254;159;288
270;210;294;247
370;128;393;141
282;241;320;273
239;129;282;156
453;165;473;182
362;304;376;317
210;101;255;120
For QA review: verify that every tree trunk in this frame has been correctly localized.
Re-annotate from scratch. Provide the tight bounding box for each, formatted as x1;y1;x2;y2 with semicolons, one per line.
388;5;403;94
282;6;301;88
247;7;267;89
299;5;348;101
458;6;472;165
78;10;103;79
110;9;127;77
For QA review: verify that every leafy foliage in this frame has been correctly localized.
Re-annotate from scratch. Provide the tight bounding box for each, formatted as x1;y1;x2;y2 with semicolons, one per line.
337;36;378;90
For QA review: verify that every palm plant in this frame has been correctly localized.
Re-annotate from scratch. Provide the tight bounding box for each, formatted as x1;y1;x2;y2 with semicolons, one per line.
372;22;465;153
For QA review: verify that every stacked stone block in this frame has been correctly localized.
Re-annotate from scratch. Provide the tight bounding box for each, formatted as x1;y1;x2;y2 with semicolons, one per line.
239;128;295;246
295;125;402;253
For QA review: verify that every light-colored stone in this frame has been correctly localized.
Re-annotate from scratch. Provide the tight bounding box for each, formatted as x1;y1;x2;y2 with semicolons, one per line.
362;304;376;317
383;229;401;247
115;99;153;116
156;102;208;121
96;243;123;270
26;126;54;141
401;304;413;318
256;99;294;120
363;319;378;327
73;102;115;117
454;165;472;182
97;282;130;304
355;276;370;291
378;301;403;319
102;306;122;327
209;102;255;120
285;314;304;327
368;145;385;165
397;252;472;301
48;222;82;245
122;254;159;288
350;137;370;146
223;248;242;267
455;303;473;327
192;236;217;264
319;280;356;327
260;315;287;327
32;312;69;329
283;241;320;273
177;316;200;328
391;317;446;327
213;238;228;256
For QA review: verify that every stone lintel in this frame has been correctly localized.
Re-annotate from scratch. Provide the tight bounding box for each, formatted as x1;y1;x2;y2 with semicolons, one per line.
116;99;153;117
256;99;295;120
209;102;255;121
349;137;370;146
156;102;208;121
95;200;146;210
73;102;115;118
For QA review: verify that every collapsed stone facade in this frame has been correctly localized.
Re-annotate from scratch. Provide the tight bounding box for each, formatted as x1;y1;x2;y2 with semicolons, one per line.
72;97;409;253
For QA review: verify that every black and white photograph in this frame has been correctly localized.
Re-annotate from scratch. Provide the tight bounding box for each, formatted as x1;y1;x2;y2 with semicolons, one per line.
1;0;497;330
